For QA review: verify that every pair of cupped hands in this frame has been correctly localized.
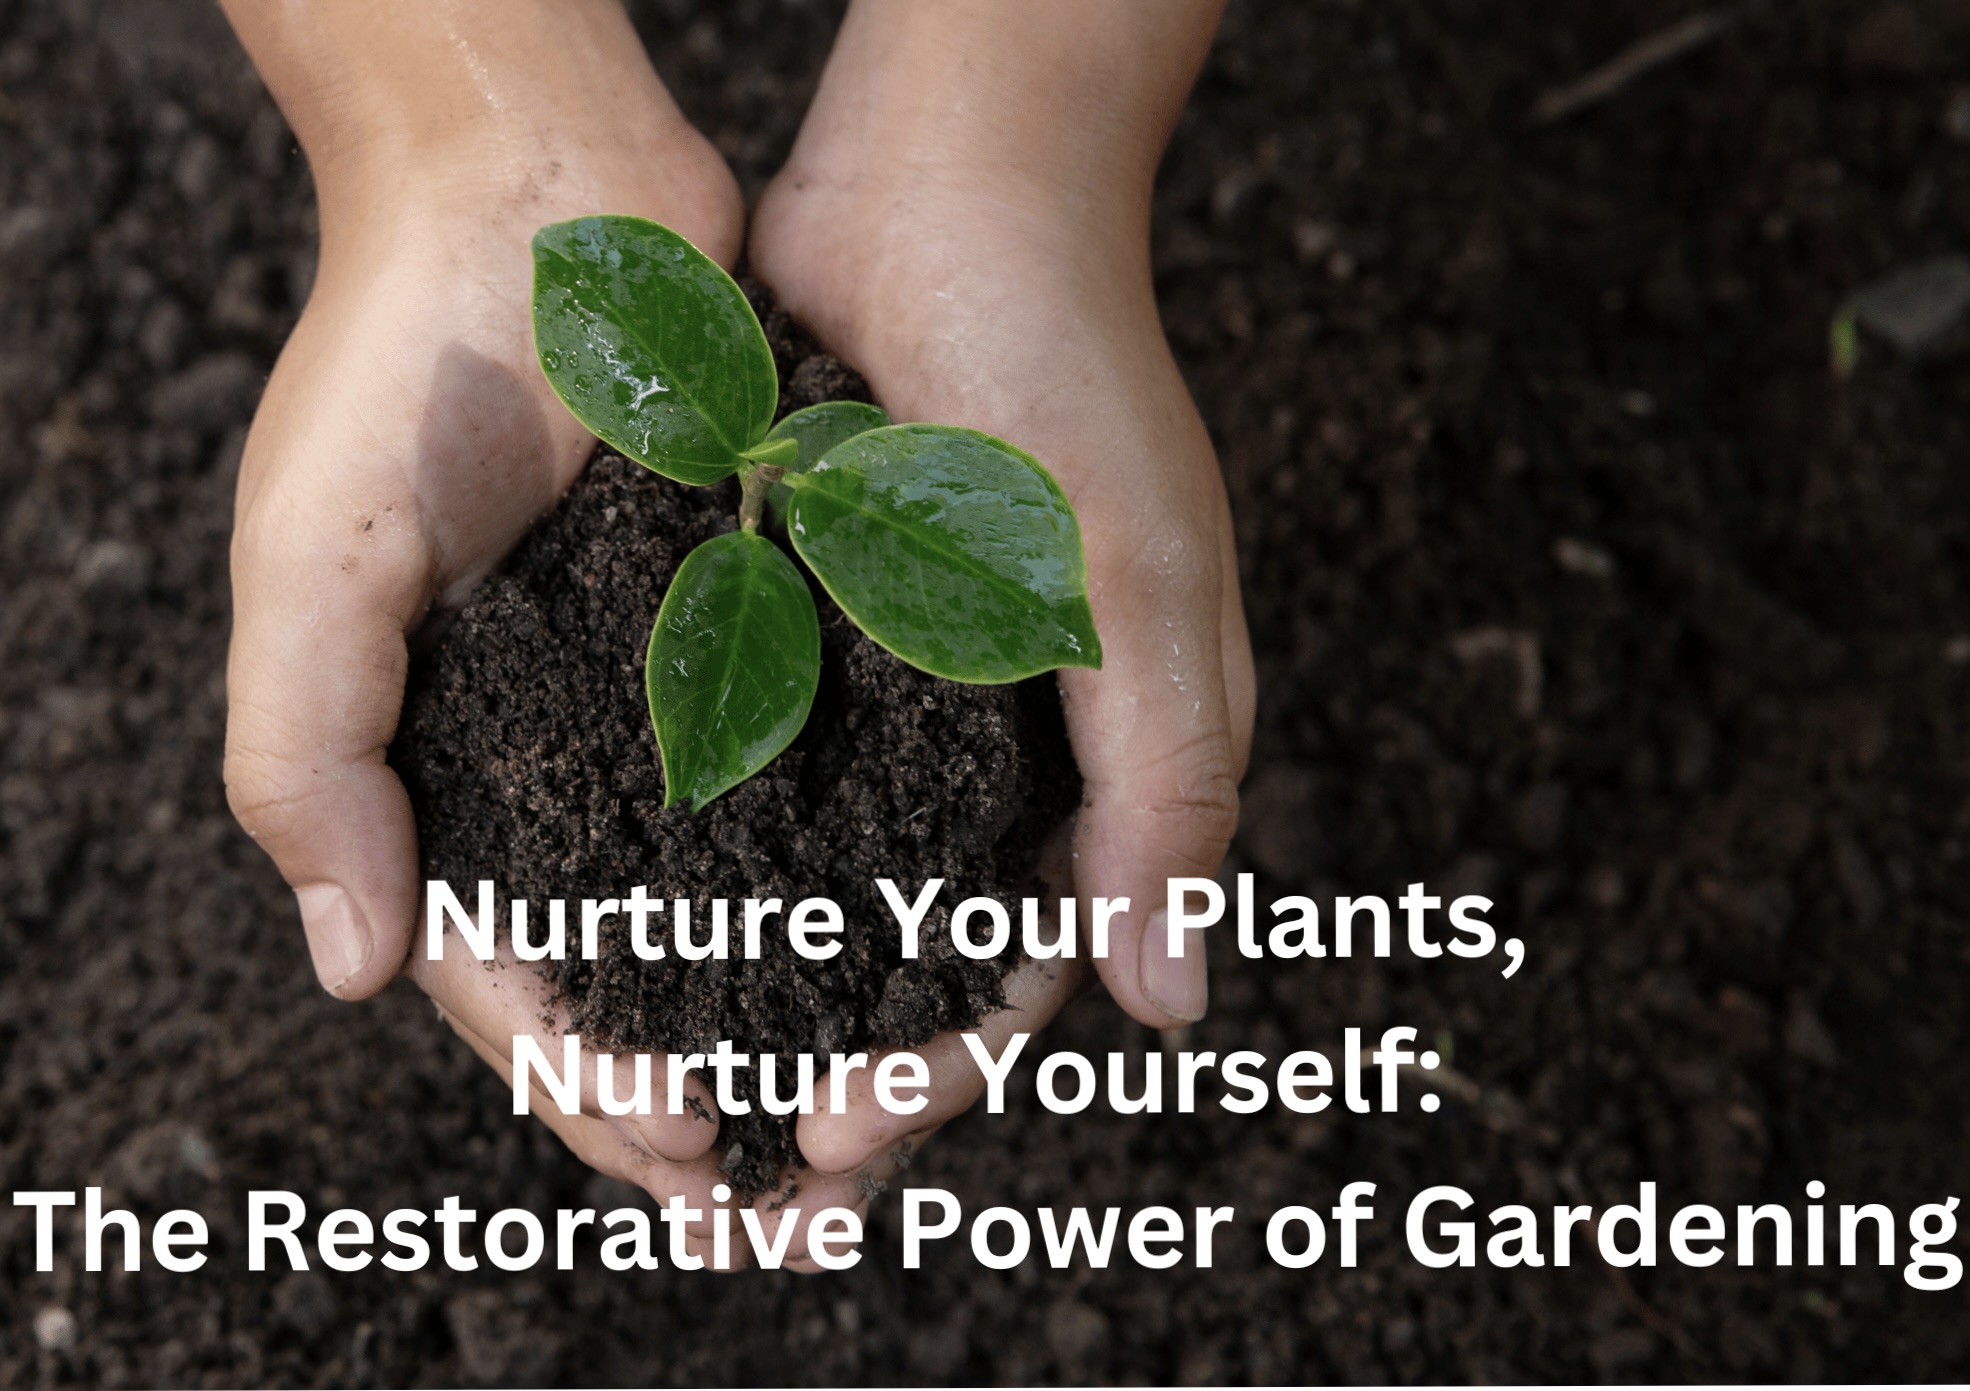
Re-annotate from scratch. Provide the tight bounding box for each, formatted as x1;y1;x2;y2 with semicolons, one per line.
221;0;1251;1269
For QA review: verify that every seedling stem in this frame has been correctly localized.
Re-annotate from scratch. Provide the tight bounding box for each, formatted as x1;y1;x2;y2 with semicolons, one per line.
738;462;786;534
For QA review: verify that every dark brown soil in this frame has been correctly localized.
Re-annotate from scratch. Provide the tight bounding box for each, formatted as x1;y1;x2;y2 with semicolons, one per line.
391;304;1077;1196
4;0;1970;1384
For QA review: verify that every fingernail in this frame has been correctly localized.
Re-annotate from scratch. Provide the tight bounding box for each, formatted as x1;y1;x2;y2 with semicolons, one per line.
1137;906;1207;1023
296;883;372;995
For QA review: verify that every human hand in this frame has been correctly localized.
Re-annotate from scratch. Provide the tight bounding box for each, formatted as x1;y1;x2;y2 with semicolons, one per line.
218;0;874;1258
220;0;745;1000
752;0;1254;1179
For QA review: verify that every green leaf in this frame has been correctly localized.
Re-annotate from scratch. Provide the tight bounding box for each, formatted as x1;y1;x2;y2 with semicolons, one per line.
647;530;819;810
532;216;775;486
764;400;891;523
738;436;800;468
785;424;1102;683
766;400;891;472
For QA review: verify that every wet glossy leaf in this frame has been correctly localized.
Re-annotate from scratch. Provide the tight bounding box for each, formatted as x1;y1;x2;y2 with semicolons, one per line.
786;424;1102;683
532;216;775;486
764;400;890;522
766;400;891;472
647;530;819;810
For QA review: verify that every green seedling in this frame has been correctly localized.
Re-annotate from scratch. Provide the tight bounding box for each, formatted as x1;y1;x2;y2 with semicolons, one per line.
531;215;1101;809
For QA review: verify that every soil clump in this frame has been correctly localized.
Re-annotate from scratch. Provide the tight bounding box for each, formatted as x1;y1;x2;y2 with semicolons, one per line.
391;296;1080;1195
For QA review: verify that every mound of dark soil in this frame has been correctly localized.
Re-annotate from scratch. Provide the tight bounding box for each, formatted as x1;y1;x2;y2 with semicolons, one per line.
390;304;1079;1194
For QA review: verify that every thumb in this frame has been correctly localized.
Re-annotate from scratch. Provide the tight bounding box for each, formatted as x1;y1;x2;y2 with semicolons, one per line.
1065;501;1251;1029
224;465;432;999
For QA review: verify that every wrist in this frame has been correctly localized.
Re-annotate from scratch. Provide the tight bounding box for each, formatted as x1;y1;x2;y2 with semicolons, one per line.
786;0;1223;223
222;0;737;259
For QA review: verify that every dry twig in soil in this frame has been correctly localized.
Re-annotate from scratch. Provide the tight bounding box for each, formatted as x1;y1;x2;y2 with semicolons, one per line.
1528;10;1736;126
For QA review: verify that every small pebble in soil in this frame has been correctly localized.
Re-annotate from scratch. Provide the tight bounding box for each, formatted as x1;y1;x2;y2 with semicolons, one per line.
34;1306;77;1353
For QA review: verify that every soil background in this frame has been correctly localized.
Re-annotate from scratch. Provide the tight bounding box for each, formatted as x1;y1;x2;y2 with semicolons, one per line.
4;0;1969;1383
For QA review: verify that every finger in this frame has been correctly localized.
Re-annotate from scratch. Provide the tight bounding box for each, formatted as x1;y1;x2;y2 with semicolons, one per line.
440;1005;734;1273
745;1170;869;1274
224;434;434;999
423;940;898;1271
1217;499;1257;780
443;1004;689;1184
442;970;930;1274
222;293;449;1001
411;939;720;1163
752;1128;946;1274
223;261;590;1000
797;949;1085;1174
1063;441;1242;1028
